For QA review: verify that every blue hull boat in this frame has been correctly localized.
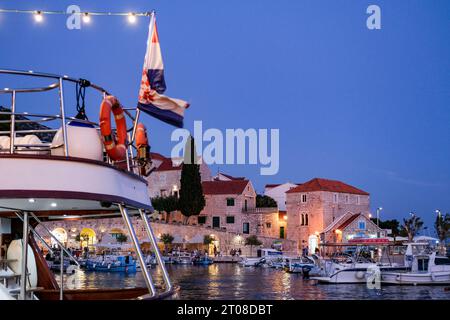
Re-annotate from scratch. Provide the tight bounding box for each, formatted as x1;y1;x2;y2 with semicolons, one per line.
86;256;137;273
192;257;214;265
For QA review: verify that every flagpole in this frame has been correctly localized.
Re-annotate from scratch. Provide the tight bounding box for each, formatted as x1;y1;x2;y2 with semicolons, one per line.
132;11;155;143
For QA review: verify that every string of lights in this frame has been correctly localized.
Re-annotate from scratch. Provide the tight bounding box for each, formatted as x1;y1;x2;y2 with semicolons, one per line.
0;8;154;24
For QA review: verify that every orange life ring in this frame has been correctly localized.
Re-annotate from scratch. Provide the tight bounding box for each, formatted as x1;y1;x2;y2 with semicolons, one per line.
99;96;127;161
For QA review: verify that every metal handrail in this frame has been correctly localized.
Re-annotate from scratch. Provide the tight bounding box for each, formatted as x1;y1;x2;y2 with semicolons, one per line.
0;69;110;95
0;68;141;175
27;212;80;267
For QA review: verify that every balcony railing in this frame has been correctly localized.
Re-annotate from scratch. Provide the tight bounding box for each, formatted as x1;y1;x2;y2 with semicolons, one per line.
241;207;278;214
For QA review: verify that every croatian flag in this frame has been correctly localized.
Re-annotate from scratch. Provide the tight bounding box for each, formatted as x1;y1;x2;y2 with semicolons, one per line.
137;14;189;128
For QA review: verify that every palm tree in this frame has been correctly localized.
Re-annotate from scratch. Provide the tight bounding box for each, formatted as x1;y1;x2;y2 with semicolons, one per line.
244;235;262;257
435;213;450;245
115;233;128;245
160;233;174;254
401;214;424;242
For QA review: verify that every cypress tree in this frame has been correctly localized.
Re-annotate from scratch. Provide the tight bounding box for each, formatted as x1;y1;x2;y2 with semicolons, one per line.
178;136;205;224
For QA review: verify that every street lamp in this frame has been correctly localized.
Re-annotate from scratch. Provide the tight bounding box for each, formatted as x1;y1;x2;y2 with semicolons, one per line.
376;207;383;227
435;209;441;219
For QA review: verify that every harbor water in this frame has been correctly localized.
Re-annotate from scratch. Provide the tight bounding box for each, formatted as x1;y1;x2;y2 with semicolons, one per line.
55;264;450;300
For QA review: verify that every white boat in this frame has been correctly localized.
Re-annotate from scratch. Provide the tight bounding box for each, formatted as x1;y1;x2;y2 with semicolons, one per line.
312;244;408;284
266;257;287;269
286;256;322;276
175;252;193;265
0;69;175;300
239;248;283;267
381;243;450;285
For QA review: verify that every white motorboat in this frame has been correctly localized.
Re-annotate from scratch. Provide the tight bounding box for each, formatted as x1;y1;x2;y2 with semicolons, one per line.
286;256;322;276
240;257;265;267
381;243;450;285
175;252;193;265
0;69;175;300
239;248;283;267
312;244;408;284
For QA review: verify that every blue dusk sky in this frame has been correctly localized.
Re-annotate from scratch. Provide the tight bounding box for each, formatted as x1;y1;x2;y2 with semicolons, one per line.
0;0;449;233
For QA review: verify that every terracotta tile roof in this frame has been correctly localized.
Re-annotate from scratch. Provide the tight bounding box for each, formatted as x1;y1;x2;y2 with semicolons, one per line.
265;183;282;189
150;152;167;161
154;157;182;171
322;212;355;234
219;173;246;180
286;178;369;195
265;182;301;189
336;213;361;231
214;173;246;181
202;180;249;195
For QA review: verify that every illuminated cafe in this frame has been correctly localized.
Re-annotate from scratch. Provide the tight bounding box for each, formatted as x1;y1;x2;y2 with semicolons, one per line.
320;212;388;248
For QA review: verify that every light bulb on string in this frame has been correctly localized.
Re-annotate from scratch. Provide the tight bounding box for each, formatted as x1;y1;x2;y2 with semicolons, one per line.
82;12;91;24
127;12;137;24
34;11;43;23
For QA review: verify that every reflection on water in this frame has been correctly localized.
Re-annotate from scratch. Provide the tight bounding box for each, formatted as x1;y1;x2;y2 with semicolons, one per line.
54;264;450;300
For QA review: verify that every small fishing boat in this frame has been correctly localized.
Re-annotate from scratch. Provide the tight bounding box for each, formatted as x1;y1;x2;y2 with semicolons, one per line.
266;257;288;269
192;255;213;265
239;248;283;267
380;244;450;285
176;252;193;265
286;256;321;276
86;255;137;273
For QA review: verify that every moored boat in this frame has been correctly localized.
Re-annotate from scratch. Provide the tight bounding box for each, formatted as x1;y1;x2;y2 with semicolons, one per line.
285;256;321;276
380;244;450;285
86;255;137;273
192;255;213;265
239;248;283;267
311;242;408;284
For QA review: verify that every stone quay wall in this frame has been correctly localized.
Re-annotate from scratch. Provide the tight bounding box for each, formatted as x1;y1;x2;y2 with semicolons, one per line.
36;217;298;257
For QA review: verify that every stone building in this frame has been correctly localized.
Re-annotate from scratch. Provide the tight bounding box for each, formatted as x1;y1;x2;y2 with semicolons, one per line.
35;216;298;257
321;212;386;244
285;178;371;253
197;179;287;239
147;152;212;198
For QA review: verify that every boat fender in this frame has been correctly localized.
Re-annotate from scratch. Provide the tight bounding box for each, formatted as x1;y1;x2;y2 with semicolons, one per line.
431;273;436;282
108;264;111;269
355;271;365;279
99;96;127;161
135;123;149;160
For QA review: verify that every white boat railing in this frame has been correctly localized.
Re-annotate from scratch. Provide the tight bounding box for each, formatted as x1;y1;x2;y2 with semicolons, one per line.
0;69;173;299
0;68;147;175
